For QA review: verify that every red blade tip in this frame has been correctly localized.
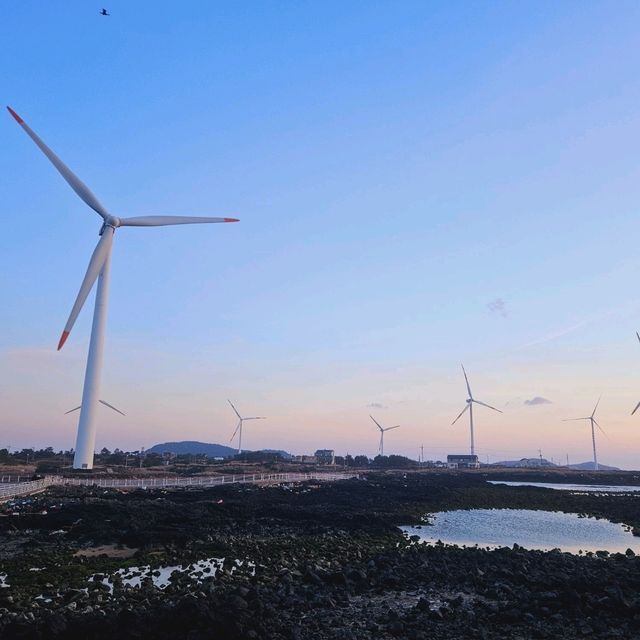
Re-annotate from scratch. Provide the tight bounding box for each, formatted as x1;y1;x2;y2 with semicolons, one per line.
224;218;239;223
6;106;24;124
57;331;70;351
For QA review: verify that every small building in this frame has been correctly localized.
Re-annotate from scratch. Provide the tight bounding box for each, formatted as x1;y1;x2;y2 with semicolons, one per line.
314;449;335;465
447;454;480;469
293;455;318;464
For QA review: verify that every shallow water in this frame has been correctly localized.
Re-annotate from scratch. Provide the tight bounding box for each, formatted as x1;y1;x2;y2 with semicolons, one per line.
488;480;640;493
402;509;640;554
89;557;255;592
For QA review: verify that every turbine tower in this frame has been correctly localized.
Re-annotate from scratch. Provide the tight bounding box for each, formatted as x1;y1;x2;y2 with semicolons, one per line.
451;364;502;456
8;107;238;469
369;415;400;456
228;400;266;454
563;397;605;471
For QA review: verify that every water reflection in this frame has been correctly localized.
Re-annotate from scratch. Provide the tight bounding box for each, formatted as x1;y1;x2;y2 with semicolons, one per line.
403;509;640;554
488;481;640;493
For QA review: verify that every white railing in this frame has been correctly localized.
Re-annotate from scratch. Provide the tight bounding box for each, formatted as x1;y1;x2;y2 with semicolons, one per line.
0;476;59;500
61;471;358;489
0;476;27;484
0;471;358;500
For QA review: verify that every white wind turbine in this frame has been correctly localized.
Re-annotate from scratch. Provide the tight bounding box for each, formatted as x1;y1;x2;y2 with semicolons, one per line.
8;107;238;470
563;397;605;471
228;400;266;454
369;415;400;456
632;332;640;416
451;364;502;456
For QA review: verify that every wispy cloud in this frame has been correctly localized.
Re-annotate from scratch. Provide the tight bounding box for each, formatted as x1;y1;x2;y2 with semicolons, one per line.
488;297;508;318
524;396;552;406
515;305;628;351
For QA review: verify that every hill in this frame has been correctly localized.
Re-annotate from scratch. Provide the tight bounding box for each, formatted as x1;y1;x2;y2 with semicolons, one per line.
146;441;237;458
146;441;293;460
568;461;620;471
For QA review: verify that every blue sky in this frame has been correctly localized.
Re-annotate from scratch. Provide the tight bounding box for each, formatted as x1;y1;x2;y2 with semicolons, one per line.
2;1;640;467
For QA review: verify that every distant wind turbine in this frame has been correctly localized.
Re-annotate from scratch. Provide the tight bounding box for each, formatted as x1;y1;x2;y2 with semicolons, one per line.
451;365;502;456
228;400;266;454
632;333;640;416
563;397;605;471
7;106;238;469
369;415;400;456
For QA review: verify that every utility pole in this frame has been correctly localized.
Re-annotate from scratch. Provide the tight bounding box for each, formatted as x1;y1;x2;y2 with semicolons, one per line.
420;444;424;465
139;447;145;469
566;453;570;467
538;449;543;466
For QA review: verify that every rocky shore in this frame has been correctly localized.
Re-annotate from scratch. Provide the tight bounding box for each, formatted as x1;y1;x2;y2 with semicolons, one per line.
1;472;639;639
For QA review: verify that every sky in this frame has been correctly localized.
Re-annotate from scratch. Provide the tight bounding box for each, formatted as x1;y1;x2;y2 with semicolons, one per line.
2;1;640;468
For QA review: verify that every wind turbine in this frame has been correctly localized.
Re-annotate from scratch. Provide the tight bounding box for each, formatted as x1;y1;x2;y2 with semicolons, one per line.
228;400;266;454
369;415;400;456
563;397;605;471
7;107;238;469
451;365;502;456
632;332;640;416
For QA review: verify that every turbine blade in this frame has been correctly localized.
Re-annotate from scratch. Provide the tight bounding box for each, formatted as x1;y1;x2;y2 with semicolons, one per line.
384;425;401;431
99;400;126;416
58;229;113;350
473;399;503;413
637;331;640;345
461;364;472;399
66;400;125;416
230;420;242;442
592;419;609;440
451;404;469;425
631;400;640;416
227;400;242;419
243;417;266;421
591;396;601;418
7;107;108;219
369;415;383;431
562;417;590;422
119;216;239;227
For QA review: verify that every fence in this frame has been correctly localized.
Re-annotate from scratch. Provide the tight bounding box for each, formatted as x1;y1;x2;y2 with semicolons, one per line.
0;476;28;484
0;471;358;501
0;476;60;500
61;471;358;489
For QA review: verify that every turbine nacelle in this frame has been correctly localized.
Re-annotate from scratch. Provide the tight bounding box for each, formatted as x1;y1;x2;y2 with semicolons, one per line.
101;216;121;233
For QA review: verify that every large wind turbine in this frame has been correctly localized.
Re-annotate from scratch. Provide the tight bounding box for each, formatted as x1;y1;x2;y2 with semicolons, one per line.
8;107;238;469
563;397;605;471
369;415;400;456
228;400;266;454
632;332;640;416
451;365;502;456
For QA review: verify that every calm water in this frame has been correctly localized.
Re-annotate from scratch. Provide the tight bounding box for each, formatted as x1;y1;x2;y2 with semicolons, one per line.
402;509;640;554
488;481;640;493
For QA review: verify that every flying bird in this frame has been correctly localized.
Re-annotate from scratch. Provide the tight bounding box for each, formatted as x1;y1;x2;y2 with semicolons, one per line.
100;8;110;16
